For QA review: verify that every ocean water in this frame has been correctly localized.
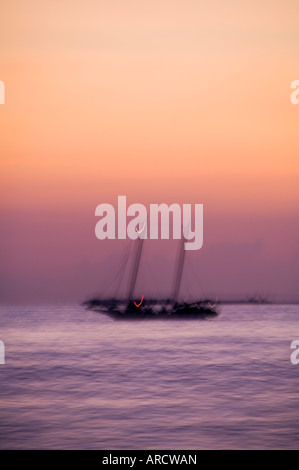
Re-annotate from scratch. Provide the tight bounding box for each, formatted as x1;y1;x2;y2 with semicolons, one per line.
0;304;298;450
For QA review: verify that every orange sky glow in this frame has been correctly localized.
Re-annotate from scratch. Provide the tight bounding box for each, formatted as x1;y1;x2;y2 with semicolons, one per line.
1;0;298;303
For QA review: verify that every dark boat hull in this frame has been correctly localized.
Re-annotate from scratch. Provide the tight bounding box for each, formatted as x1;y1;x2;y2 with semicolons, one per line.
89;305;218;321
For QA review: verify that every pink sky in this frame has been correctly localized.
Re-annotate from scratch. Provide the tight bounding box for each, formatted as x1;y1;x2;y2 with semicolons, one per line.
0;1;298;303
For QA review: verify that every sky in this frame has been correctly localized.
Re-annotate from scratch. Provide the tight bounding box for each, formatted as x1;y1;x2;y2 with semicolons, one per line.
0;0;299;304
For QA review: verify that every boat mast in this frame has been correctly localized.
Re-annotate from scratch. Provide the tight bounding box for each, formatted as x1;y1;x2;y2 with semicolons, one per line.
127;236;144;303
171;235;186;304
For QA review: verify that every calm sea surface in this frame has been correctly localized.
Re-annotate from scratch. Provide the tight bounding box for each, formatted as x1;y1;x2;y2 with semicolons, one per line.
0;304;298;449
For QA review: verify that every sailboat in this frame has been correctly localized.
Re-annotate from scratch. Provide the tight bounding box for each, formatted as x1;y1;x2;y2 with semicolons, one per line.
83;235;219;320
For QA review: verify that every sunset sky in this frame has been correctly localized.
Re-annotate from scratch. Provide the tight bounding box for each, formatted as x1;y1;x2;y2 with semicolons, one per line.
1;0;298;303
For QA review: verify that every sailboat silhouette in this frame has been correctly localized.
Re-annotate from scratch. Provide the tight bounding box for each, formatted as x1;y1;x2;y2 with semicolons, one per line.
83;235;219;320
